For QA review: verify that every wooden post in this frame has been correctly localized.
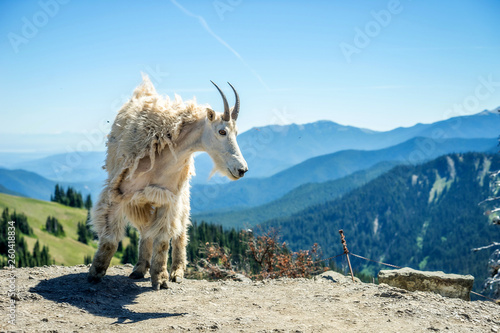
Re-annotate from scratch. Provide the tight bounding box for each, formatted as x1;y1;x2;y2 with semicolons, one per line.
339;229;355;282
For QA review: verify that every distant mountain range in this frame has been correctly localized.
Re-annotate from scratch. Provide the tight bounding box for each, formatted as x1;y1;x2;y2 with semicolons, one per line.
190;136;497;214
3;109;499;185
4;135;495;204
0;109;498;204
207;109;500;180
12;152;107;183
0;184;23;197
0;168;98;201
0;168;59;200
262;152;500;289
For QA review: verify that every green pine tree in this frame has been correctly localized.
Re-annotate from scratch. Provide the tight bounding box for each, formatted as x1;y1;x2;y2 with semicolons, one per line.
84;195;93;210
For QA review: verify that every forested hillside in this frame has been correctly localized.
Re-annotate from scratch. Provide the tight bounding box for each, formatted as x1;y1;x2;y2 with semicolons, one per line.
193;161;397;228
263;153;500;288
0;193;110;266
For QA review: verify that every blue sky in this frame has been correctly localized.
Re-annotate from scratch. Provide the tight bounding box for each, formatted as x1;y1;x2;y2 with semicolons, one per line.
0;0;499;149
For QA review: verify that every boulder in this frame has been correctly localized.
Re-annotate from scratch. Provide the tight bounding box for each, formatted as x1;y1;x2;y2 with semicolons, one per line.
315;270;361;283
378;267;474;300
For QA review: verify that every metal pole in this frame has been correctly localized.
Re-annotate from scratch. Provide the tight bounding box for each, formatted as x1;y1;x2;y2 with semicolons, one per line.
339;229;355;283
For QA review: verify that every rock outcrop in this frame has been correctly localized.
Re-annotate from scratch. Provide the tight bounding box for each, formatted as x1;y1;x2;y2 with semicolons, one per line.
378;267;474;300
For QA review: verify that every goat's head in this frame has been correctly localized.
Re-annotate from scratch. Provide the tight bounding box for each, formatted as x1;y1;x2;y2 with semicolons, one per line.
202;81;248;180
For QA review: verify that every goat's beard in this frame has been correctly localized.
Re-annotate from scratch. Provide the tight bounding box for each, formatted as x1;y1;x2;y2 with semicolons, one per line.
207;167;218;181
208;166;238;181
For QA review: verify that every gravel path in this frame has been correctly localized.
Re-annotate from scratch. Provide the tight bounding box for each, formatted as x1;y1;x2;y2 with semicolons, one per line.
1;265;499;332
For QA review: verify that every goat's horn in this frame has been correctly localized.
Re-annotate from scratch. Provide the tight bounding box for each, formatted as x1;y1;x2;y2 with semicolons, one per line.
228;82;240;121
211;80;230;121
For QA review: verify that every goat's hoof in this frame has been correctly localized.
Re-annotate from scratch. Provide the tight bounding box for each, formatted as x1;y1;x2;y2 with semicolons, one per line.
87;274;102;284
170;275;183;283
88;264;107;283
152;280;168;290
170;269;184;283
129;271;145;279
151;271;169;290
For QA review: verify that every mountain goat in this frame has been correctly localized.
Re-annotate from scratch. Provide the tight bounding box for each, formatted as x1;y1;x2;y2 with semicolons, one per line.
88;75;248;289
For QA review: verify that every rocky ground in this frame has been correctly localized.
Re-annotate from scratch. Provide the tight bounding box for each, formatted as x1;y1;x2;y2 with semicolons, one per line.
0;264;499;332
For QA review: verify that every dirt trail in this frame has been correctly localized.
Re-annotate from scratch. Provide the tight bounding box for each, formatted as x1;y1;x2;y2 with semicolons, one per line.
0;265;499;332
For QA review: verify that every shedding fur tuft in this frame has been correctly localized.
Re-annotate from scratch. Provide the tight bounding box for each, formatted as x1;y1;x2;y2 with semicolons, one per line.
132;73;158;99
105;75;207;182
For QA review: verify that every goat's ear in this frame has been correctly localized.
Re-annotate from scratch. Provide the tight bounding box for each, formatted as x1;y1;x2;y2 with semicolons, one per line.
206;108;215;122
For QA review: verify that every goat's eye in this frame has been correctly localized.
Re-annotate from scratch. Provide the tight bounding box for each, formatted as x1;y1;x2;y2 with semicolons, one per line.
218;129;227;136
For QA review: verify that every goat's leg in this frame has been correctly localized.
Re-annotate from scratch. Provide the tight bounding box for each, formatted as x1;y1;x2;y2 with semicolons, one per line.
88;191;125;283
129;235;152;279
88;240;119;283
170;228;188;283
150;234;170;290
124;203;154;279
145;196;182;289
170;189;190;283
